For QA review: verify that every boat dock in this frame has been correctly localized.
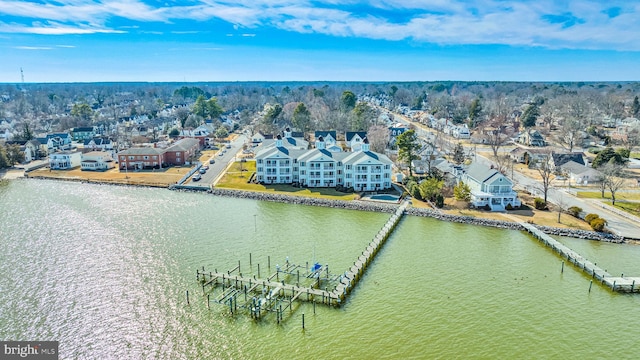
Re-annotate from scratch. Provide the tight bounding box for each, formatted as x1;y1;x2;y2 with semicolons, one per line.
521;222;640;293
195;200;409;319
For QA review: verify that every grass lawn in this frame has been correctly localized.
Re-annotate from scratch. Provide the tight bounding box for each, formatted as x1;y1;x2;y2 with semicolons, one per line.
29;166;185;187
216;160;359;201
577;191;640;201
605;200;640;217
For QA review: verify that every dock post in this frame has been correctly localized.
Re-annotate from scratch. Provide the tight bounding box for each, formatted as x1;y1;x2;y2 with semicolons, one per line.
229;298;233;314
612;281;616;291
207;294;210;310
196;270;199;281
632;280;636;292
313;301;316;314
202;284;205;295
186;290;190;305
258;264;260;278
250;253;252;266
589;280;593;293
561;261;564;273
238;260;241;273
297;270;300;283
302;313;305;330
268;256;271;270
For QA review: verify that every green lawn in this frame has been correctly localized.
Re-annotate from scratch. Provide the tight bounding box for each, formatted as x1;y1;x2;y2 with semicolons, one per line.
605;200;640;217
216;160;358;201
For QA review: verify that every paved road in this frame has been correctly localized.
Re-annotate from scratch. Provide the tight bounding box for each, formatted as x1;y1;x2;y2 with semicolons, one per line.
381;105;640;239
186;134;248;188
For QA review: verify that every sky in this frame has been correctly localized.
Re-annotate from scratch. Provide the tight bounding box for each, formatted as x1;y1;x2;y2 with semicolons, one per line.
1;0;640;83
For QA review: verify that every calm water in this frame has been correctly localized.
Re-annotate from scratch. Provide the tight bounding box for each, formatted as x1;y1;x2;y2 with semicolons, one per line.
1;179;640;359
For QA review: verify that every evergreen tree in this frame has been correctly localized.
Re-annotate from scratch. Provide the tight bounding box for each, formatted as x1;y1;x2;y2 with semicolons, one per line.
632;95;640;117
396;129;421;177
521;104;539;128
292;103;311;134
453;143;465;164
468;98;482;127
341;91;356;112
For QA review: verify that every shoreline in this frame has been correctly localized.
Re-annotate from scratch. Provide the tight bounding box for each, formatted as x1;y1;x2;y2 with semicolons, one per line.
15;176;624;243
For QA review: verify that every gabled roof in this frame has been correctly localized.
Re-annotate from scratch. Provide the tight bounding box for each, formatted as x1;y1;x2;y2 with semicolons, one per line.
118;147;165;156
84;137;112;146
346;131;367;142
315;131;336;140
552;152;585;167
72;127;94;132
464;162;501;183
166;138;200;152
560;160;599;175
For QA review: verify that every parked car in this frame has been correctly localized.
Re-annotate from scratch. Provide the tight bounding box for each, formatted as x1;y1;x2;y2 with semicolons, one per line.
225;144;232;149
192;173;202;181
202;165;209;170
199;168;206;174
209;159;215;164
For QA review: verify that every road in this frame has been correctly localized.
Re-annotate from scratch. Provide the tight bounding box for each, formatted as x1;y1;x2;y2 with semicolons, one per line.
380;105;640;240
187;134;248;188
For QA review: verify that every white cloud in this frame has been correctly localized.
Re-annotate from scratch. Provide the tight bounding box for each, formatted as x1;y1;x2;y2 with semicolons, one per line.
0;1;637;50
14;46;53;50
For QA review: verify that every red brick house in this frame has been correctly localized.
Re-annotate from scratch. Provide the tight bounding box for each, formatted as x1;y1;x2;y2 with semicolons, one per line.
164;138;201;166
118;148;165;170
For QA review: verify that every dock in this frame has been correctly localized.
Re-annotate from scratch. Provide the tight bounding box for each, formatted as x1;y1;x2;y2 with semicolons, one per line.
521;222;640;293
195;200;409;319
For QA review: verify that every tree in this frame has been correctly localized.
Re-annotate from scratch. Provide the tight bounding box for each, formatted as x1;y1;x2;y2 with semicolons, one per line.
292;103;311;134
599;163;626;205
22;123;33;141
555;193;568;223
521;104;539;128
0;144;9;168
533;153;553;204
5;144;24;165
632;95;640;117
215;126;229;139
468;98;482;127
592;147;626;168
352;102;375;131
453;142;465;164
192;95;208;118
341;91;356;112
454;181;471;201
396;129;421;177
559;117;584;152
71;103;93;123
419;178;444;202
206;97;223;119
367;125;390;153
169;128;180;138
175;107;190;128
263;104;282;124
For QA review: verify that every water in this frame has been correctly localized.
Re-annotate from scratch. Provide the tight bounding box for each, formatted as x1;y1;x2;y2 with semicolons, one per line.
1;179;640;359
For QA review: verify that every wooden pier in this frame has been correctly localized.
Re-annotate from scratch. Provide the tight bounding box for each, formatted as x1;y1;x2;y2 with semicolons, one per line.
521;222;640;293
196;200;409;320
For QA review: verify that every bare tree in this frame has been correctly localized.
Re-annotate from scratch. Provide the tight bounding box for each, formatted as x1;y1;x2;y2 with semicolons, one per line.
366;125;390;153
558;117;584;152
555;192;568;223
534;152;554;204
599;163;627;205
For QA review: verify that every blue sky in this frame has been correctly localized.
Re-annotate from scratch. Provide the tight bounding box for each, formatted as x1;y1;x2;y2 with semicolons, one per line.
1;0;639;83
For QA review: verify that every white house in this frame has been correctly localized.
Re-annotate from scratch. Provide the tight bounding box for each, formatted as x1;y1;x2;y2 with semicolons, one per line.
49;151;82;170
452;125;471;139
460;162;521;211
346;131;367;152
558;161;601;185
255;137;392;191
81;151;116;171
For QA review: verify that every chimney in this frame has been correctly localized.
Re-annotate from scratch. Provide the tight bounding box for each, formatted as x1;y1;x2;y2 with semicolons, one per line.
316;136;325;150
361;137;370;152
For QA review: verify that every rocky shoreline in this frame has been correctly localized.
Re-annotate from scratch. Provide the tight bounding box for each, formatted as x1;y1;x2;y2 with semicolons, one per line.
201;187;625;243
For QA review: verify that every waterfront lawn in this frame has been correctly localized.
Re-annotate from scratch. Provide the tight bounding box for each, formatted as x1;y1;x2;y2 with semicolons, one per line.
605;200;640;217
216;160;358;200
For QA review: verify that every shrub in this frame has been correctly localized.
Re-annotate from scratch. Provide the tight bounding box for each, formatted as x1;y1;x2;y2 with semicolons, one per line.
567;206;582;218
482;204;491;211
584;213;600;224
590;218;606;232
435;194;444;208
534;197;547;210
505;203;513;210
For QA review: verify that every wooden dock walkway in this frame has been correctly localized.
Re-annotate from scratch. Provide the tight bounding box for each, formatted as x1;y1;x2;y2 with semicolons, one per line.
196;200;410;319
521;222;640;293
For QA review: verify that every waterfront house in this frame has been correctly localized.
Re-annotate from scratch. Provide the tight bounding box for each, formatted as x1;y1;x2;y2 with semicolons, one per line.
38;133;72;152
255;137;392;191
118;147;165;170
557;161;601;185
550;152;586;172
49;151;82;170
261;128;308;151
165;138;201;166
460;162;521;211
24;139;43;162
81;151;116;171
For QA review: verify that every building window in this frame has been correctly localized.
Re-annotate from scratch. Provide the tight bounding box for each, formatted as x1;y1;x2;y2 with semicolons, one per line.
129;156;134;160
258;159;263;164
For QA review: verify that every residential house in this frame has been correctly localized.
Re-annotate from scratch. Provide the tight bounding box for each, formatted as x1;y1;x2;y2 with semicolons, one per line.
84;137;114;152
509;148;550;166
550;152;586;172
460;162;521;211
314;131;337;145
255;136;393;191
24;139;43;162
346;131;367;152
38;133;72;152
81;151;116;171
49;151;82;170
118;147;165;170
261;128;308;151
452;125;471;139
388;125;409;147
165;138;201;166
558;161;601;185
517;130;546;147
71;127;95;141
